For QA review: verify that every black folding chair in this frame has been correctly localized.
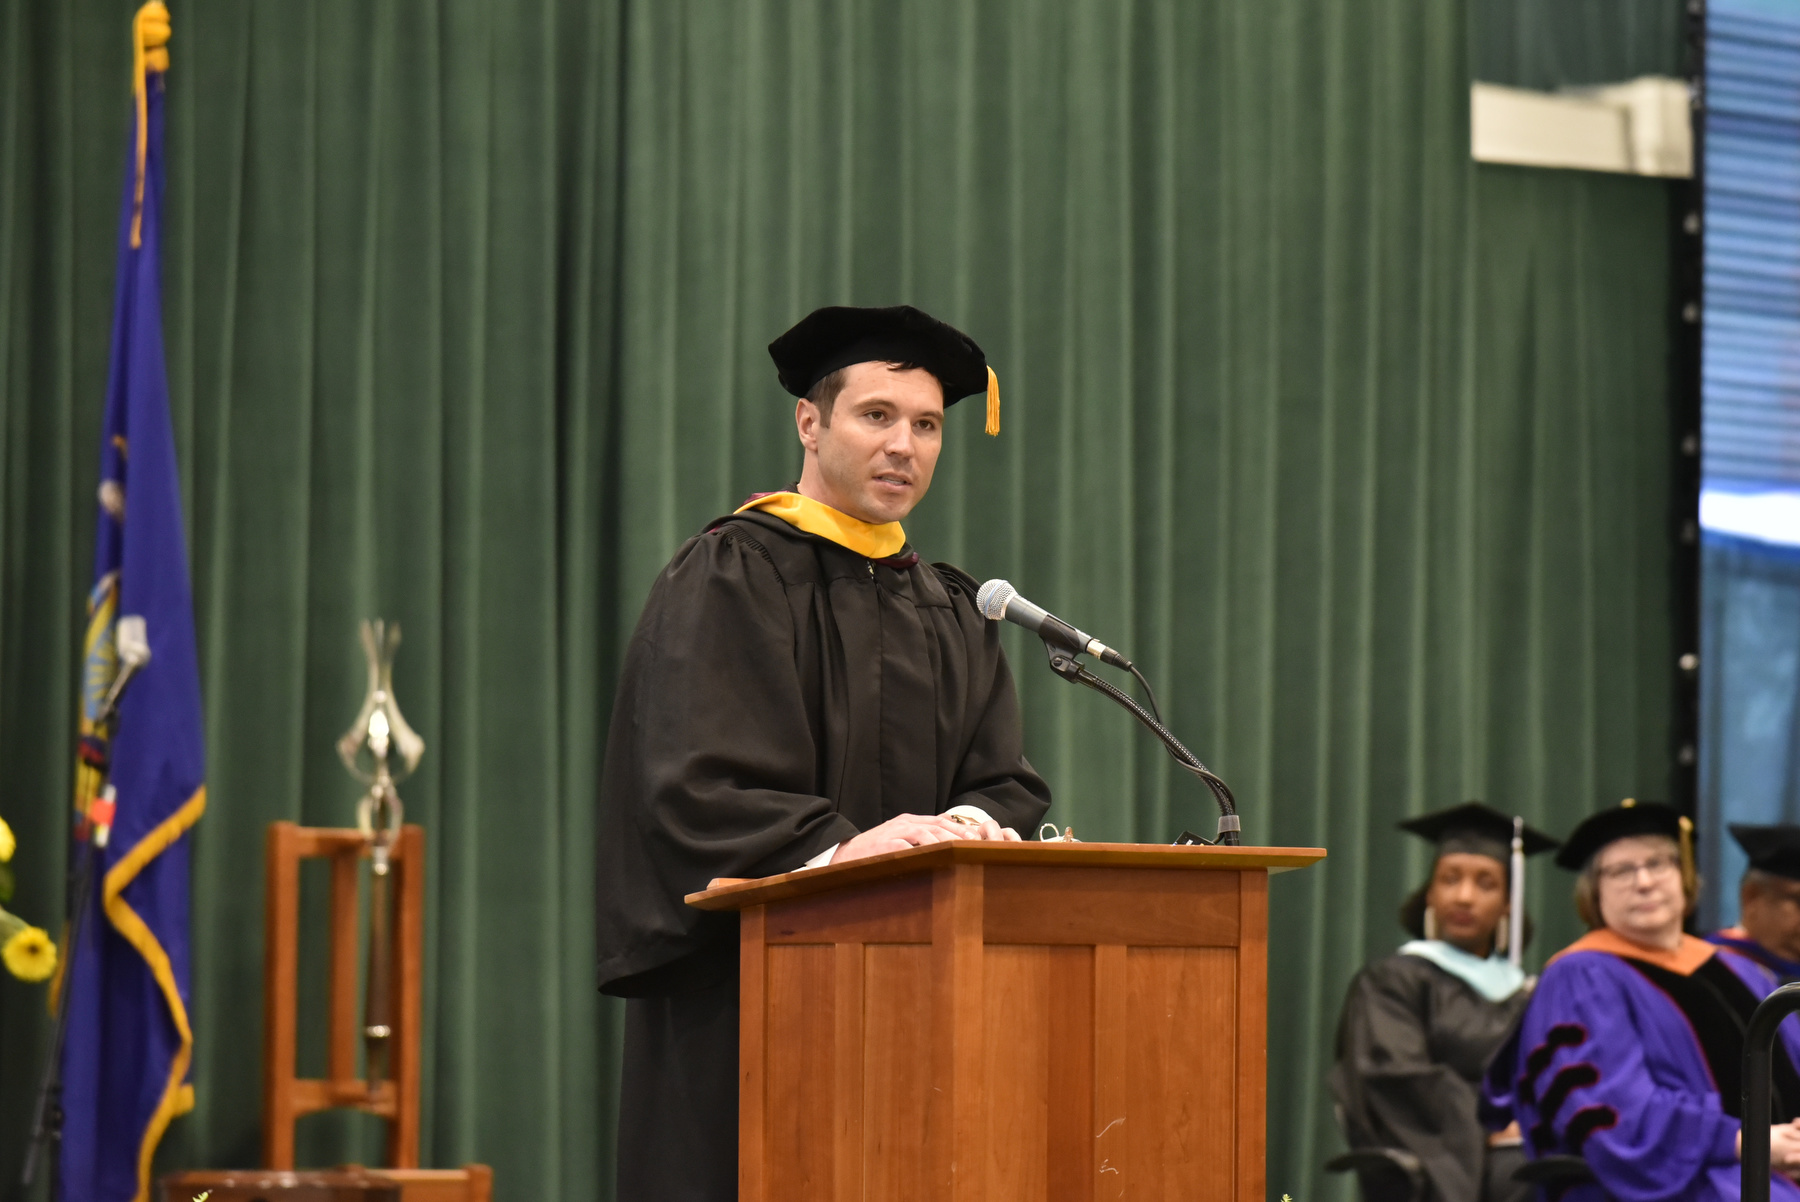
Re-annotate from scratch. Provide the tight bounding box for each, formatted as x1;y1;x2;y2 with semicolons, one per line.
1745;982;1800;1202
1323;1148;1427;1202
1512;1154;1595;1192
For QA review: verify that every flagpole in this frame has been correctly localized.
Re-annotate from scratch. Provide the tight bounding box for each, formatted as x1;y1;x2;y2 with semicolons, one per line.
20;842;97;1193
21;625;142;1188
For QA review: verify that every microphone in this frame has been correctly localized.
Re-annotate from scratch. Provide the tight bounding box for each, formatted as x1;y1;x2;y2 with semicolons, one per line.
97;615;152;723
976;580;1132;669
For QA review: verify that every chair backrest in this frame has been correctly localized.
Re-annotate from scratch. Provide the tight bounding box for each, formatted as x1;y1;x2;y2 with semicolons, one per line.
263;822;425;1170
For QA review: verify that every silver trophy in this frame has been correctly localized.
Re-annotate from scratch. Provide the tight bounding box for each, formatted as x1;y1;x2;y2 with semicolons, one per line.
335;619;424;1081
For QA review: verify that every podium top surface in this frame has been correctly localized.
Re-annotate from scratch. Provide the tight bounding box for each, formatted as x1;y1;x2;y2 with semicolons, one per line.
685;840;1326;911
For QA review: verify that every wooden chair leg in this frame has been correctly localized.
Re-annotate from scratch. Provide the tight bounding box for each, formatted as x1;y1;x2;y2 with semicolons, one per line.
263;823;301;1170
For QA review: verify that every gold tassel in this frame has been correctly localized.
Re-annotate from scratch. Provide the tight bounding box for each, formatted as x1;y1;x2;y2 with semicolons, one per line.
130;2;172;250
1679;814;1697;905
985;367;1000;436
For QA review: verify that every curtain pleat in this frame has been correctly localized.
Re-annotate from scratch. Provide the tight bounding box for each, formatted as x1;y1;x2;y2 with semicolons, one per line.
1;2;1674;1199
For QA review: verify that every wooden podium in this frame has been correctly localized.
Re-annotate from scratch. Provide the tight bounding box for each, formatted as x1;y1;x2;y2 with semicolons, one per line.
688;840;1325;1202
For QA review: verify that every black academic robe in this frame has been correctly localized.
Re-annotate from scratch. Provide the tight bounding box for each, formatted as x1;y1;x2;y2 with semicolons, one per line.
1331;953;1532;1202
596;508;1052;1202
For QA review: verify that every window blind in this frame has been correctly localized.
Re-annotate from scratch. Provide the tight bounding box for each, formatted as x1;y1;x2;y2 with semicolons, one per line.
1705;3;1800;491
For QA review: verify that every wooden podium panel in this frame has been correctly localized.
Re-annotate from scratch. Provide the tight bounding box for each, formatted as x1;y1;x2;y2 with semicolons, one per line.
689;841;1325;1202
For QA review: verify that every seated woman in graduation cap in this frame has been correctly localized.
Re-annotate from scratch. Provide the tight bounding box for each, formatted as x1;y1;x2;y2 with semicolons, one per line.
1482;800;1800;1202
1330;802;1556;1202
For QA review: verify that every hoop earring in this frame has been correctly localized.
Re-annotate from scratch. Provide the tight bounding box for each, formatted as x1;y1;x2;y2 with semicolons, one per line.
1423;905;1439;942
1494;915;1510;960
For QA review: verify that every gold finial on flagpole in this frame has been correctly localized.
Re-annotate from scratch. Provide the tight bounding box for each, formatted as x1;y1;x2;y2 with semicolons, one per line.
130;2;171;249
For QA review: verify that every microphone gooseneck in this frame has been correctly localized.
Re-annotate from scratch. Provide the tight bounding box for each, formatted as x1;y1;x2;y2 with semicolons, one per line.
1064;651;1241;842
977;579;1241;845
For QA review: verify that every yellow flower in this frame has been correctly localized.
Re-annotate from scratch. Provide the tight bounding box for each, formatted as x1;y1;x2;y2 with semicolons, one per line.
0;815;14;862
3;926;57;982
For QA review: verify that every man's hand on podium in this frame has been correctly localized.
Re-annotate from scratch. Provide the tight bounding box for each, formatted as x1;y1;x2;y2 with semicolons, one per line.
829;811;1021;865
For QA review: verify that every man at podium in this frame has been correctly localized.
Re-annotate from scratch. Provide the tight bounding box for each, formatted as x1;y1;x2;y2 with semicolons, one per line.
594;305;1053;1201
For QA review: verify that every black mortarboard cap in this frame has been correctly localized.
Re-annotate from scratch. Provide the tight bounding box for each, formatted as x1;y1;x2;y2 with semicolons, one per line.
1730;823;1800;881
1397;801;1558;864
769;305;1001;434
1554;799;1689;871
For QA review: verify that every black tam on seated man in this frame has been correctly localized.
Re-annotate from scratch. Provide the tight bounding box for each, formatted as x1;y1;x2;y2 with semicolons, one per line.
595;305;1052;1202
1709;823;1800;983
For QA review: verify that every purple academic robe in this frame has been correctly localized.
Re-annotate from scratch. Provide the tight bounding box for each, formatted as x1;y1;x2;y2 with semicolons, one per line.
1711;927;1800;983
1483;945;1800;1202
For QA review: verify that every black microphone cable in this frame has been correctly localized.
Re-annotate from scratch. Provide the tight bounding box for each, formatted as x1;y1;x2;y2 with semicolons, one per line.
1125;662;1163;724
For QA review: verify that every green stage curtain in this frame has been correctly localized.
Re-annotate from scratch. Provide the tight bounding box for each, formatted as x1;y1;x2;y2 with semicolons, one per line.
1;1;1673;1199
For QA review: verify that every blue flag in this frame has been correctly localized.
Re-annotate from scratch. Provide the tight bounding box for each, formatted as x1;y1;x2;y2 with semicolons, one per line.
61;6;206;1200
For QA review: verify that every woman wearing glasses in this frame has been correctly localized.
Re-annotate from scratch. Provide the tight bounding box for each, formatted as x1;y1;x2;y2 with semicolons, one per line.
1483;800;1800;1201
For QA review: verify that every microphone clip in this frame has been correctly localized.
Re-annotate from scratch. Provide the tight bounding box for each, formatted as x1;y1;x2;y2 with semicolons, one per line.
1043;639;1088;682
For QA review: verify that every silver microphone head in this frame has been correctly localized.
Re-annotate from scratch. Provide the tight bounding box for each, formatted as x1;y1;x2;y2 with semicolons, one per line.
976;579;1016;621
116;614;152;668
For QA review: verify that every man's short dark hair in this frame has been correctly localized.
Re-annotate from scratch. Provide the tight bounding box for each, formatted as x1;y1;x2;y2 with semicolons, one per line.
805;360;931;425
